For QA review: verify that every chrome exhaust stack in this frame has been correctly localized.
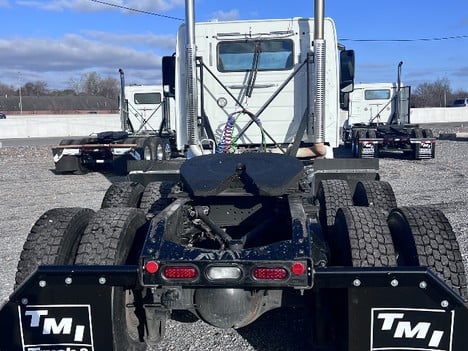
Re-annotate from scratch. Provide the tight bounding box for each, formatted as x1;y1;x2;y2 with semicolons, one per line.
185;0;202;156
308;0;327;157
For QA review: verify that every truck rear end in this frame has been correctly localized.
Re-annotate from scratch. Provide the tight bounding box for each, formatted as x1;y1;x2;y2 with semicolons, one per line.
1;1;466;350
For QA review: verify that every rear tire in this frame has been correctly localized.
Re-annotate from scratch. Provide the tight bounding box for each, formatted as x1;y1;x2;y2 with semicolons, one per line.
388;206;468;299
75;208;148;351
15;208;94;287
139;181;174;214
353;180;397;213
332;206;396;267
101;181;145;208
316;180;353;238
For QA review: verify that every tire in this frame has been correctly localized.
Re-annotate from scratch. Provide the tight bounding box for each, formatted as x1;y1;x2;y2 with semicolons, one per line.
353;180;397;213
139;181;174;214
411;128;423;138
101;181;145;209
316;180;353;238
332;206;397;267
75;208;149;351
15;208;94;287
388;206;468;299
422;129;434;138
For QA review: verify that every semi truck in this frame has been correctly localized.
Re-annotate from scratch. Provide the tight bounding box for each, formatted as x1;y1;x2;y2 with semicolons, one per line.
342;62;436;159
51;70;176;175
1;1;466;350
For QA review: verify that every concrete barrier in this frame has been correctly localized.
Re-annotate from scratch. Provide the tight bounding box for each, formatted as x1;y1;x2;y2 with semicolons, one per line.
410;107;468;124
0;114;121;139
0;109;467;140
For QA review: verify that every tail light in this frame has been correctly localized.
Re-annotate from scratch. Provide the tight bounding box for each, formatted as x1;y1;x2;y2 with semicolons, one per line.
163;266;198;280
252;267;288;280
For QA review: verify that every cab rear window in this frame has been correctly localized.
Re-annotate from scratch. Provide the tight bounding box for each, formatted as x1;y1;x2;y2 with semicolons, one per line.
364;89;391;100
218;39;294;72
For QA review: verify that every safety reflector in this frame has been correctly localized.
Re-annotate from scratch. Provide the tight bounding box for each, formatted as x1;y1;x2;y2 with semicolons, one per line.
206;266;242;280
252;267;288;280
291;262;306;275
145;261;159;274
163;266;198;279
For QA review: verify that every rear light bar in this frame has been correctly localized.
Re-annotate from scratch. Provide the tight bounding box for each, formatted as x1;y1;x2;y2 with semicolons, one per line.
143;261;308;284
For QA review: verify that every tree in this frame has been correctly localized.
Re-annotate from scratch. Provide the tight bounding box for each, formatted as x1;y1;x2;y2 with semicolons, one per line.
98;76;119;99
22;81;48;96
66;72;119;100
82;71;101;96
0;83;16;97
412;78;451;107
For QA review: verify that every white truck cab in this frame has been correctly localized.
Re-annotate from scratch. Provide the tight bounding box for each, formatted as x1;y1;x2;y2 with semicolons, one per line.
169;17;351;156
346;83;398;126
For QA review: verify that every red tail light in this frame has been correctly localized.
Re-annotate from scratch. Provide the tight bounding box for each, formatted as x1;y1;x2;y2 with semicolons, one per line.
145;260;159;274
252;267;288;280
163;266;198;279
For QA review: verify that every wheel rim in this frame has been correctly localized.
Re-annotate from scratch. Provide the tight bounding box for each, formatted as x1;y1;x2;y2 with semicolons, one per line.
156;144;164;160
144;145;153;160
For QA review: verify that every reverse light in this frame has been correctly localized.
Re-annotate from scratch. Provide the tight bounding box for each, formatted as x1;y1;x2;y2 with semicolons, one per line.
163;266;198;280
206;266;242;281
145;261;159;274
252;267;288;280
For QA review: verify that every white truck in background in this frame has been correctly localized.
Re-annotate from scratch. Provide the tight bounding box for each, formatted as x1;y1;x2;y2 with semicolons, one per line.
342;62;436;159
52;70;175;174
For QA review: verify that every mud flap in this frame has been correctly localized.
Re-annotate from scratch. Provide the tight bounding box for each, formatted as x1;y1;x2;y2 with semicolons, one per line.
316;267;468;351
0;265;138;351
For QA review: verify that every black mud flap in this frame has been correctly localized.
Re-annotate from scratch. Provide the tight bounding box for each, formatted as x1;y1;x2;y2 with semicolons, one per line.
316;267;468;351
0;265;137;351
52;153;84;173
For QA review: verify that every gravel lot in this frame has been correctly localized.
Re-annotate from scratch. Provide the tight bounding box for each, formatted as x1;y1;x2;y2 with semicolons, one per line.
0;136;467;350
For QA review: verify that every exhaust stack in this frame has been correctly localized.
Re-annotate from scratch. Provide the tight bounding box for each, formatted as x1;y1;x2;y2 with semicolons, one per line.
308;0;327;157
185;0;202;156
118;68;132;133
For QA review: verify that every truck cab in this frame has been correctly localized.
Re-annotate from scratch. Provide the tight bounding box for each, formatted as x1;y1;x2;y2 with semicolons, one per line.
171;18;349;156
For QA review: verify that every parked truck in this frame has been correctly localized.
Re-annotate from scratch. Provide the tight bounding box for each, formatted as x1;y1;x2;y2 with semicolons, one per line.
342;62;436;159
51;69;176;175
1;1;466;350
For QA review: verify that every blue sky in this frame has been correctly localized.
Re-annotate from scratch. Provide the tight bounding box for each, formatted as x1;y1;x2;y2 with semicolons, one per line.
1;0;468;93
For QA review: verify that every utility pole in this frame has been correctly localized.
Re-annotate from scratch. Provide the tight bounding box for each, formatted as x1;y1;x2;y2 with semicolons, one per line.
18;71;23;114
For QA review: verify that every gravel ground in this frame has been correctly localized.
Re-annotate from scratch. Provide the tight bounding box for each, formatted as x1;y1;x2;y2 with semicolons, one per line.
0;134;467;350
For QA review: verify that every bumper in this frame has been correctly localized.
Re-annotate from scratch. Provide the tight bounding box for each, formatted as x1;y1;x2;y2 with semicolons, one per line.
0;265;466;351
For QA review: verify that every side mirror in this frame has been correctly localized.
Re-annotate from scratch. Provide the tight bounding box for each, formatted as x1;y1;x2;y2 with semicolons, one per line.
340;50;355;93
162;55;176;98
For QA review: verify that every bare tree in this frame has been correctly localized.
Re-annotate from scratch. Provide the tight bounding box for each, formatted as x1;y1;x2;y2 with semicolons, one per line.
98;77;119;99
22;81;48;96
0;83;16;97
412;78;452;107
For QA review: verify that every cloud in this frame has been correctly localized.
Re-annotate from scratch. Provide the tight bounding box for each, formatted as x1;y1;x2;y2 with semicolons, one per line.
16;0;184;12
210;9;240;21
0;32;170;88
83;30;176;51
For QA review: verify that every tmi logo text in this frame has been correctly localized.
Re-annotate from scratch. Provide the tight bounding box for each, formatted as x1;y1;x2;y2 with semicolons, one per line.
19;304;94;351
371;308;454;351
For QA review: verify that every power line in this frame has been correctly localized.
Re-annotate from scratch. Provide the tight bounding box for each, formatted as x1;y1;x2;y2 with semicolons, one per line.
89;0;183;21
88;2;467;42
340;35;468;42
